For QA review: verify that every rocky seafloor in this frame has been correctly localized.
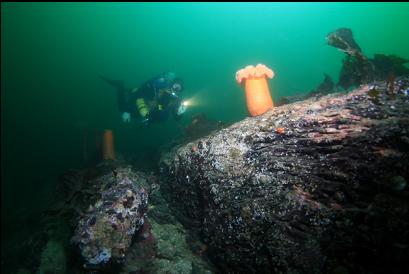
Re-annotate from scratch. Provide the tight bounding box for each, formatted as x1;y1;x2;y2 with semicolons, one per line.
9;78;409;274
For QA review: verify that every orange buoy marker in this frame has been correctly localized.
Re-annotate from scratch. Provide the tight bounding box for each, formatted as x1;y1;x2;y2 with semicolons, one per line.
236;64;275;116
102;129;115;160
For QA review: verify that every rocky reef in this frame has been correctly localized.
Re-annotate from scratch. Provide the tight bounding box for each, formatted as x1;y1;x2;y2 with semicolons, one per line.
160;79;409;273
38;161;215;273
11;79;409;274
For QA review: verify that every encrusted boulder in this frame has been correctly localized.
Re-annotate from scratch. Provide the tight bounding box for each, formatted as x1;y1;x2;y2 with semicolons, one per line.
71;166;149;268
160;79;409;273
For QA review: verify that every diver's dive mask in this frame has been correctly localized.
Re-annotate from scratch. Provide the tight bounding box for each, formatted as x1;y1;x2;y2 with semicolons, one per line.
169;82;182;98
172;82;182;92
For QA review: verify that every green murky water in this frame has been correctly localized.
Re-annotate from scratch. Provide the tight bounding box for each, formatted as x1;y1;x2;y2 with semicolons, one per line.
2;2;409;272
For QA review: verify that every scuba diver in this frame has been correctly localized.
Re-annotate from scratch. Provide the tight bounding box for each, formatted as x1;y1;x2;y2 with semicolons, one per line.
100;72;187;125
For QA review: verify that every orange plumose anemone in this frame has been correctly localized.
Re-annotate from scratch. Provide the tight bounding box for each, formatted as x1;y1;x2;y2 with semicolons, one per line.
236;64;275;116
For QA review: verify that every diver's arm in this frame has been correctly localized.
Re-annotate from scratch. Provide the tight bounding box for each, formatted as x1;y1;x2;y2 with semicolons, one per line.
120;99;135;123
172;100;185;121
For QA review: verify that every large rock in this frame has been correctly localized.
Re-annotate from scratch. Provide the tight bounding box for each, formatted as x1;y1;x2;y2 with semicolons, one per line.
160;80;409;273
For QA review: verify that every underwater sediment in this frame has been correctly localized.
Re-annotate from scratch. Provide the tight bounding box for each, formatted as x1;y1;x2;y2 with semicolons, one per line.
160;79;409;273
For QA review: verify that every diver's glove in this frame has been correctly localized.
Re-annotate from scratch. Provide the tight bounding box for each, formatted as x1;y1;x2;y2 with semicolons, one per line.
122;112;131;123
177;104;187;115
